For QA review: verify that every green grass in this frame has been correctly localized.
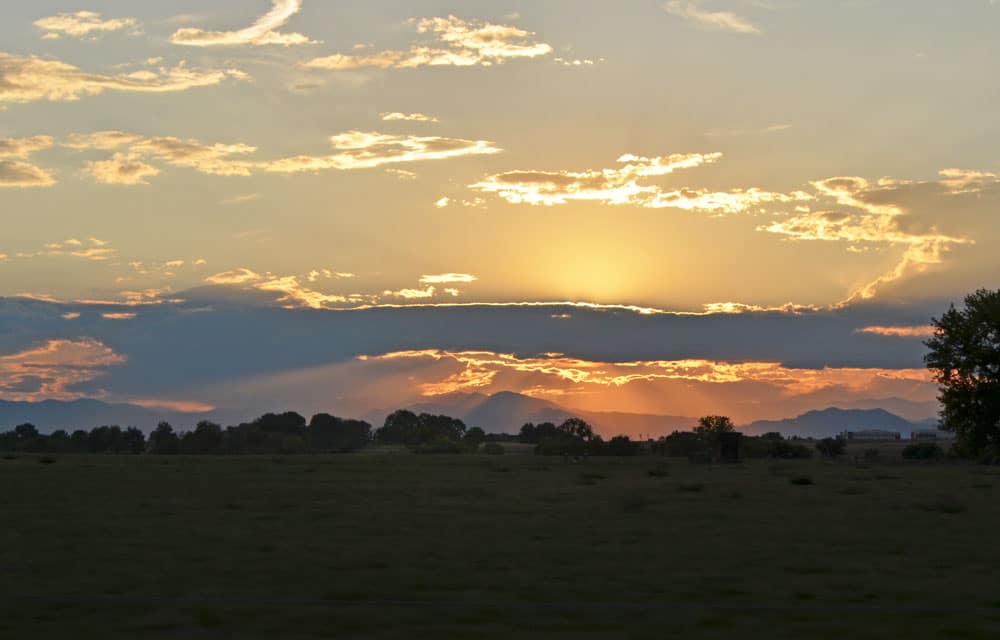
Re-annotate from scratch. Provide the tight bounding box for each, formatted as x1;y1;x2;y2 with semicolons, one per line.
1;453;998;638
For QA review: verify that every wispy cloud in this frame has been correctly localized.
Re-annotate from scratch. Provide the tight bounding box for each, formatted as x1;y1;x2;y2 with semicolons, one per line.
34;11;138;40
380;112;439;122
664;1;761;34
221;192;261;205
65;130;500;181
170;0;316;47
302;15;552;70
470;152;810;214
857;325;934;338
705;123;792;137
419;273;477;284
0;53;245;104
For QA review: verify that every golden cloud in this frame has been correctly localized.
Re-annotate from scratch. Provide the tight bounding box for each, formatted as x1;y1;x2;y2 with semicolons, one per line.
34;11;138;39
302;15;552;70
85;153;160;185
65;130;500;181
170;0;315;47
0;160;56;187
419;273;477;284
0;53;245;104
0;135;55;157
381;112;439;122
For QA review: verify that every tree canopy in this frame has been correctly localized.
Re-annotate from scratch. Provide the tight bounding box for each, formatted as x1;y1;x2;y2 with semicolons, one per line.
925;289;1000;459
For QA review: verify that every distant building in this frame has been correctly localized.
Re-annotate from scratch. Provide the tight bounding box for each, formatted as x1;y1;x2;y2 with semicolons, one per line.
840;429;901;441
910;429;957;441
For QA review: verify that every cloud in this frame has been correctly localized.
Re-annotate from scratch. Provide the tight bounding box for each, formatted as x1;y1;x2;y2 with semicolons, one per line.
0;135;55;157
362;349;933;423
664;1;760;34
470;151;808;213
170;0;315;46
382;286;437;299
64;130;500;181
34;11;138;39
761;173;982;302
419;273;477;285
857;325;934;338
0;53;245;104
205;268;263;285
101;312;136;320
0;338;125;401
380;112;438;122
705;123;792;137
0;160;56;187
221;193;261;205
85;153;160;185
302;15;552;70
261;131;501;173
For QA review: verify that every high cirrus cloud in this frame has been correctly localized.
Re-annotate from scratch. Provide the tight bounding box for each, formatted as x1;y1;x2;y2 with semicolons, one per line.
664;1;760;35
302;15;552;70
34;11;138;40
0;53;245;104
65;130;500;181
761;172;987;302
170;0;315;46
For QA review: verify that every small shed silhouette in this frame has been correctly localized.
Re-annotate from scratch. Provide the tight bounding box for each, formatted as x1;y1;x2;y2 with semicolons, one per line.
718;432;742;463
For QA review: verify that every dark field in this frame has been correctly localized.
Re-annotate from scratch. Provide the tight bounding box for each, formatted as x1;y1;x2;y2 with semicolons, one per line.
2;451;999;638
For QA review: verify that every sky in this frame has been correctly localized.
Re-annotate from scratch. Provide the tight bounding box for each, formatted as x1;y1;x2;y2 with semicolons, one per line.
1;1;999;429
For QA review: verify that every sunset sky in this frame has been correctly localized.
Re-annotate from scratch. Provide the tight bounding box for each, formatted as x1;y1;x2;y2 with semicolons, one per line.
2;1;998;428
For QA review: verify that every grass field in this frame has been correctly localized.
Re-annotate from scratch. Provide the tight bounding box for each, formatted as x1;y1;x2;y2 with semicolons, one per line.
2;451;999;638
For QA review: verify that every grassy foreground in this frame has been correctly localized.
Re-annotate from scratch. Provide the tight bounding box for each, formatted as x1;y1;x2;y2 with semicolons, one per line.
2;451;999;638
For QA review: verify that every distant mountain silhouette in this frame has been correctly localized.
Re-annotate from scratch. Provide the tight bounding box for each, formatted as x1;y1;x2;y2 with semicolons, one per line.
744;407;934;438
370;391;697;436
0;399;246;433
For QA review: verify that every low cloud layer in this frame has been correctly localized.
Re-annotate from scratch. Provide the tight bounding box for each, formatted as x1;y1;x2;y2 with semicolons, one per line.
303;15;552;70
170;0;315;46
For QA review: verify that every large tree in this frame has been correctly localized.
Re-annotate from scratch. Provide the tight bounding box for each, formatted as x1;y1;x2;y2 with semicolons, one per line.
925;289;1000;459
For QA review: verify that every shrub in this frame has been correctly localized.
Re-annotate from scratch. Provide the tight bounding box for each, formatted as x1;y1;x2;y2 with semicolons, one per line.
916;495;966;514
482;442;505;455
789;475;814;485
768;440;813;459
902;442;944;460
816;437;846;458
647;464;670;477
38;456;57;464
678;482;704;492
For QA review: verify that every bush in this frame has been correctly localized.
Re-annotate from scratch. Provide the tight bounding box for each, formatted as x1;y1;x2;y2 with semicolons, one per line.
816;437;846;458
902;442;944;460
790;475;814;486
768;440;813;459
482;442;505;455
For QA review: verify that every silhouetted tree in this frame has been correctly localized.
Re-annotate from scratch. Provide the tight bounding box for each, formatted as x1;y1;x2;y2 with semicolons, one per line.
376;411;466;447
463;427;486;447
605;435;638;456
694;416;735;441
925;289;1000;459
308;413;371;452
149;422;180;454
181;421;225;454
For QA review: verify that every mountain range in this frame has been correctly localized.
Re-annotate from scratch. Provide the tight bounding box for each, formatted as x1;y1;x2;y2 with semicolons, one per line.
1;393;937;439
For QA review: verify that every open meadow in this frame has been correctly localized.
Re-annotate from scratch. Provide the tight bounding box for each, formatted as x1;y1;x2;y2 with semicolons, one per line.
2;451;999;639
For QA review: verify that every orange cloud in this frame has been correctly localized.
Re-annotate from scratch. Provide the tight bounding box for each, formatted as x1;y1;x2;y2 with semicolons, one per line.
0;339;126;401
